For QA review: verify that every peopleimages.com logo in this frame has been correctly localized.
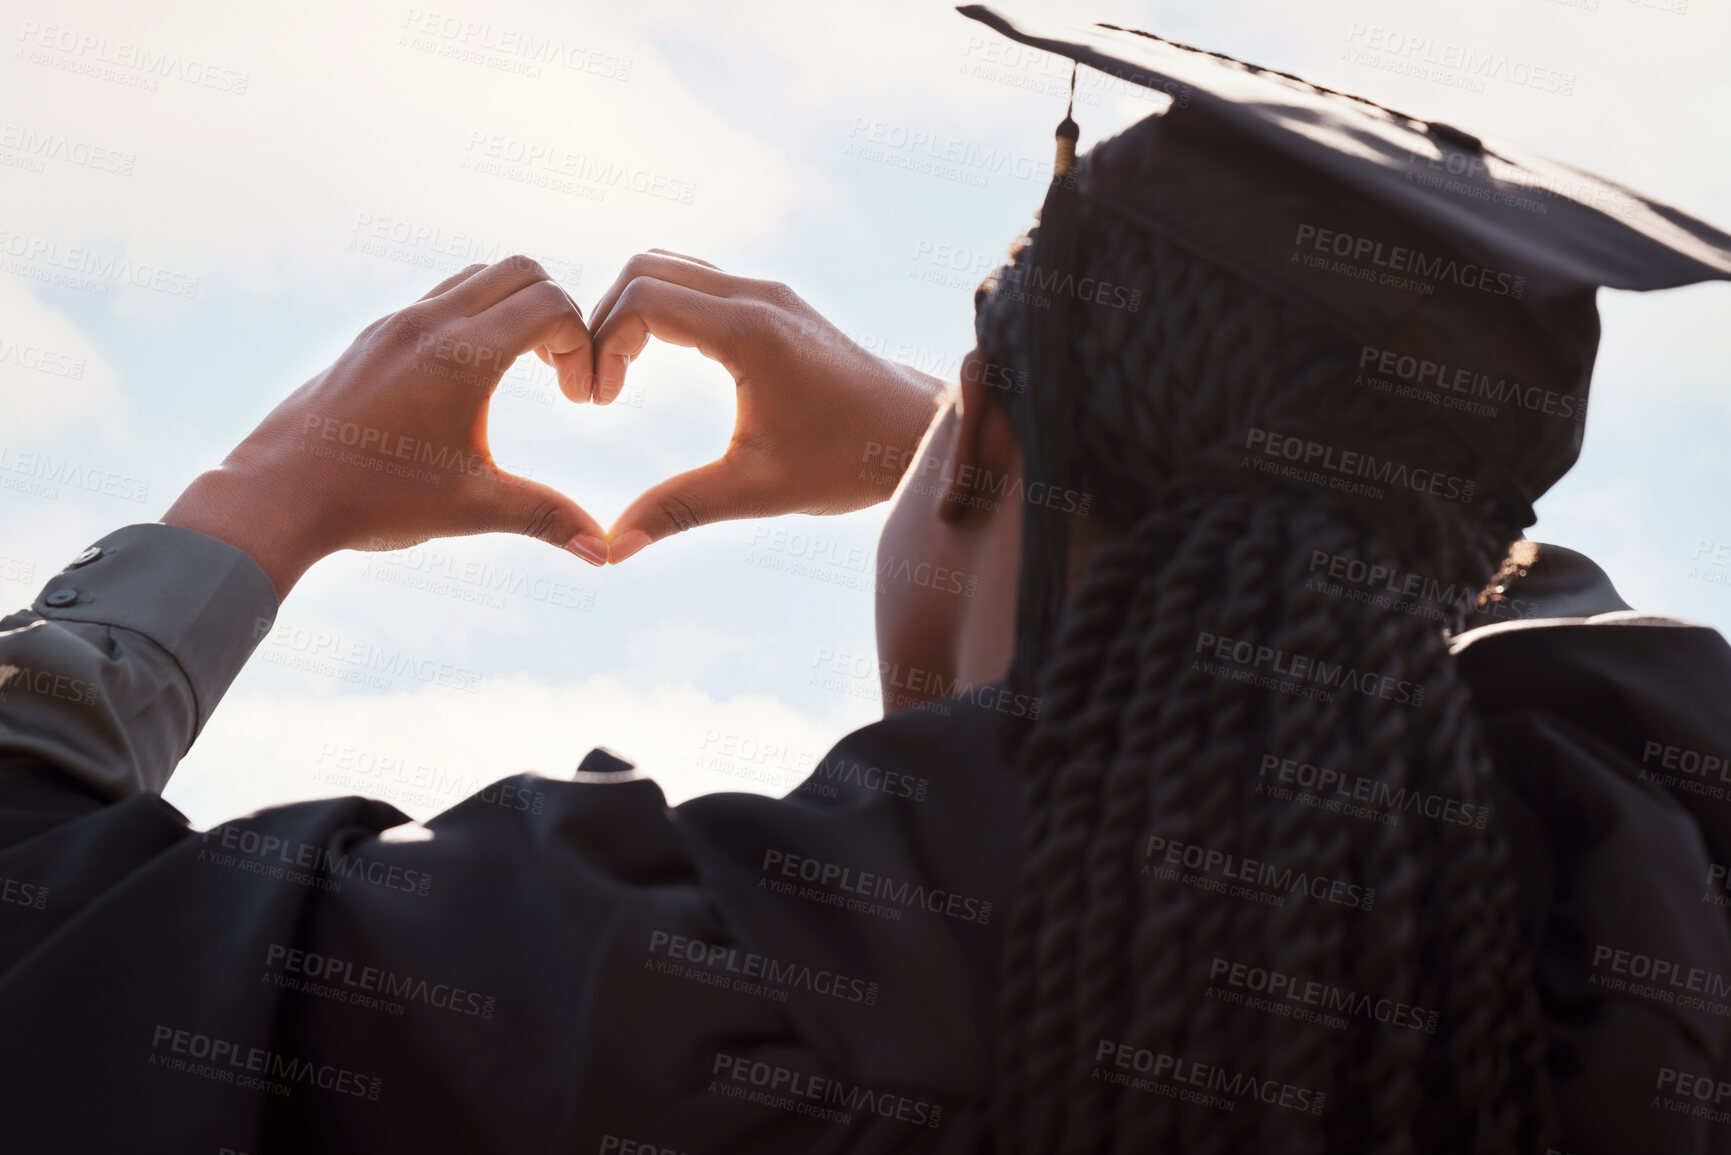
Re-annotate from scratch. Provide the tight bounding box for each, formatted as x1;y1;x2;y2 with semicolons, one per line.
1193;629;1427;708
1245;428;1475;506
1143;834;1375;911
709;1052;943;1129
1094;1039;1326;1115
647;930;880;1006
1293;223;1525;298
200;822;432;896
760;848;992;924
147;1025;381;1100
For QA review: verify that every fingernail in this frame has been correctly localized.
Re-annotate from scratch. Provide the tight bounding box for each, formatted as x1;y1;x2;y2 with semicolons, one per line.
608;530;651;564
564;534;609;567
603;354;630;400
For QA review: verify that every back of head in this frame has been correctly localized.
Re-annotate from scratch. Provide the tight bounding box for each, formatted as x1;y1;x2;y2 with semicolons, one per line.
975;199;1550;1152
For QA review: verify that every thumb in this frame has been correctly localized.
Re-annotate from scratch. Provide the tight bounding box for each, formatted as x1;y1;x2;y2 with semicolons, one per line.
473;470;611;566
607;457;763;564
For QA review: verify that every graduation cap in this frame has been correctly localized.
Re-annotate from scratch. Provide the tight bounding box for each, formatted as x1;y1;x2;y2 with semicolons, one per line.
956;4;1731;517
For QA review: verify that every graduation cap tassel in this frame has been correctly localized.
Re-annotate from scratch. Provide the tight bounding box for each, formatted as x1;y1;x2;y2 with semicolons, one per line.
1054;66;1080;180
1009;65;1085;696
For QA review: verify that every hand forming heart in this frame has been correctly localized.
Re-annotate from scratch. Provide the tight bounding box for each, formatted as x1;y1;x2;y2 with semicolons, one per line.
162;253;944;599
585;249;946;563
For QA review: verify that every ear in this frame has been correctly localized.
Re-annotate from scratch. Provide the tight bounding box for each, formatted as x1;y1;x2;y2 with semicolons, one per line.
940;349;1021;525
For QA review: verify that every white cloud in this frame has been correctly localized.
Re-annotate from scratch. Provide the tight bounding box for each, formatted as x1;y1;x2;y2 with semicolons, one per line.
165;672;866;828
0;277;128;438
0;0;811;301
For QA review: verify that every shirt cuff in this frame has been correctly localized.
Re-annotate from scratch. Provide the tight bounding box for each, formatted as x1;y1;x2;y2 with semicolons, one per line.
32;523;280;736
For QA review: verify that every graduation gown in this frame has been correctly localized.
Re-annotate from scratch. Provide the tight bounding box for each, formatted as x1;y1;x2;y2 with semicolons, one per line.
0;525;1727;1153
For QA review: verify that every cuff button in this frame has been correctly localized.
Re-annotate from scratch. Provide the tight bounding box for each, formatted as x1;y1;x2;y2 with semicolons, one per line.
44;589;79;607
70;546;103;566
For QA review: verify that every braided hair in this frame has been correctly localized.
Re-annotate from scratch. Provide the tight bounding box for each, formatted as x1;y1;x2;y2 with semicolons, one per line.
977;201;1555;1153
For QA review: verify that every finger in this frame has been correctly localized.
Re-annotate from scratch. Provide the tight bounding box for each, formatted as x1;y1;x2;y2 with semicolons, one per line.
354;263;492;340
588;251;744;338
469;469;611;565
436;254;557;317
469;279;595;403
418;263;489;302
590;276;757;405
646;248;722;270
606;457;764;563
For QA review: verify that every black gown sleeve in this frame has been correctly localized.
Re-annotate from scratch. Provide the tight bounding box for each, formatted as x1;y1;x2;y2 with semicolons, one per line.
0;525;1004;1153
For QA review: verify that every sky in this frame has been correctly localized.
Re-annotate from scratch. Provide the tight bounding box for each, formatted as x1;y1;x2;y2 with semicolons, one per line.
2;0;1727;828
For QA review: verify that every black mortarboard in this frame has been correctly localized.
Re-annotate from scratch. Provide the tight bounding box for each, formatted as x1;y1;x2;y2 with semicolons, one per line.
957;4;1731;512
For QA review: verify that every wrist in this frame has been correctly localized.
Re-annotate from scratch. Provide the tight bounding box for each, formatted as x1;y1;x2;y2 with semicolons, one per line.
868;360;947;492
162;467;333;600
888;361;947;440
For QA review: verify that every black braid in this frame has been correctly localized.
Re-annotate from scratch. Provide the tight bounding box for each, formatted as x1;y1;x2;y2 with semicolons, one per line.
976;204;1556;1153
